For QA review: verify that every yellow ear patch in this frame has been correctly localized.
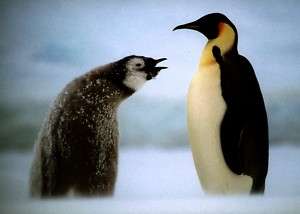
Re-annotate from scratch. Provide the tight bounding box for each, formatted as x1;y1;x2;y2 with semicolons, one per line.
218;22;226;34
200;23;235;66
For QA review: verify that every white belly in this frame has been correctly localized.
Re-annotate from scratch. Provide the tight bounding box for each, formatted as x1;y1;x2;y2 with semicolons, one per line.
187;63;252;194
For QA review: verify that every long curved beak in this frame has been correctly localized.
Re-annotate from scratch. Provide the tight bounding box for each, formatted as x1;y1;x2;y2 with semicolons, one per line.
173;20;200;31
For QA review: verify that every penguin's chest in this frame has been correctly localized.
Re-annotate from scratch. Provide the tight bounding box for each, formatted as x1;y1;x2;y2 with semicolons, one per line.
188;64;226;129
187;63;252;194
187;64;227;177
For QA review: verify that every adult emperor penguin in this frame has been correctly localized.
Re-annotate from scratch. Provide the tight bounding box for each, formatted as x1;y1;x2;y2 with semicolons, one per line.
173;13;268;194
30;55;167;198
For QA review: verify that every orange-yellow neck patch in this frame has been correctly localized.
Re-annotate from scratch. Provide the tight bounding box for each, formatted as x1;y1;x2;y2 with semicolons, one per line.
199;22;235;66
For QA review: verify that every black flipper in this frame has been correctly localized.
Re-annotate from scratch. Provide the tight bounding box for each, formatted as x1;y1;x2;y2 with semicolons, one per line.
237;56;269;193
212;47;269;193
212;45;223;64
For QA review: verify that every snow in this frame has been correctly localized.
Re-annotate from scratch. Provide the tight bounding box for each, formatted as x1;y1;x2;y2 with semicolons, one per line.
0;146;300;213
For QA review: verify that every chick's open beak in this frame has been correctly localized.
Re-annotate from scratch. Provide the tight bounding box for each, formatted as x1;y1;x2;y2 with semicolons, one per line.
145;57;167;80
153;58;168;71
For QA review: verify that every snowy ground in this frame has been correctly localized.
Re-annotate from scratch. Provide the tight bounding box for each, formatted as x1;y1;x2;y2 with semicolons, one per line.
0;146;300;213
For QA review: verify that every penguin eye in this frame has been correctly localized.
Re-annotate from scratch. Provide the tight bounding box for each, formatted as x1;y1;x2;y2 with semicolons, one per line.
136;63;142;67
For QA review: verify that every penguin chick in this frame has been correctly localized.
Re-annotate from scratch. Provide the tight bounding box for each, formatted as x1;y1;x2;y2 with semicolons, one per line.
174;13;268;194
30;55;167;198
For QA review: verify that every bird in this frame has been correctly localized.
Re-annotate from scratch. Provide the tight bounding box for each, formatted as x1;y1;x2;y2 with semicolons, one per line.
173;13;268;194
30;55;167;198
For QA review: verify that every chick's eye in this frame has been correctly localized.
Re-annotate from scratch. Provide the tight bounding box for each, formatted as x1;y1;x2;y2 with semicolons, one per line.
136;63;142;67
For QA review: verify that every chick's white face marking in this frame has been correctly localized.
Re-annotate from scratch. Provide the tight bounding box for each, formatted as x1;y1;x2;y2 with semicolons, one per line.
123;58;147;91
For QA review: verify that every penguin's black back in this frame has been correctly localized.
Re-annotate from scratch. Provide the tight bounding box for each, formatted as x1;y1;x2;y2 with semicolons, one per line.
218;53;269;193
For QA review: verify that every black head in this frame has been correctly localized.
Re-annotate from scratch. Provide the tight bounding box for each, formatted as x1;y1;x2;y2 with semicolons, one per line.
120;55;167;91
173;13;237;40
